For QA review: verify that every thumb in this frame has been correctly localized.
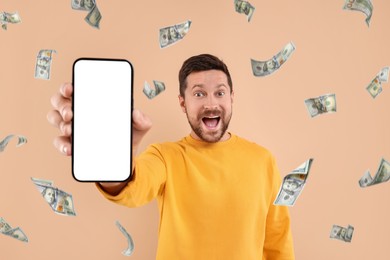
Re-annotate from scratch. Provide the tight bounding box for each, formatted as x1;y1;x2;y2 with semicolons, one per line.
132;109;152;133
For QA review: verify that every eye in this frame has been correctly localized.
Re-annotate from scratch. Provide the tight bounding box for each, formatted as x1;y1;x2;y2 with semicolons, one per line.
194;92;205;97
216;91;225;97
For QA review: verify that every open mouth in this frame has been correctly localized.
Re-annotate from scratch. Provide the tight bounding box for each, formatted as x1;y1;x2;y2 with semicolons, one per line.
202;116;220;129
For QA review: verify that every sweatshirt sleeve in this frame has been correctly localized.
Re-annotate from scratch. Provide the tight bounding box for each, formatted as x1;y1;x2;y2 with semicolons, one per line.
263;156;295;260
96;144;167;207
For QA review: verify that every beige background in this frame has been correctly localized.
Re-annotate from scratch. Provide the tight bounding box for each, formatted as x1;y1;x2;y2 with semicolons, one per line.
1;1;389;259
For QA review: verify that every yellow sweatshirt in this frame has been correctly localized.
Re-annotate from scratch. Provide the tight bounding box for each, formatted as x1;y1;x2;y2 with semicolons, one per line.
97;134;295;260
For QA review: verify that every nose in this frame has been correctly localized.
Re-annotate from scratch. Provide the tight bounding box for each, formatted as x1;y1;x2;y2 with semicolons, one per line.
203;95;218;110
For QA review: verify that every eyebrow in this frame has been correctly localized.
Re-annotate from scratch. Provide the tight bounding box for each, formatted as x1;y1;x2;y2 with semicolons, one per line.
191;83;228;90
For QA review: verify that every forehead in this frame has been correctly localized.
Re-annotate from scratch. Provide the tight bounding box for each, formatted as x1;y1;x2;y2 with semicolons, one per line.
186;70;228;87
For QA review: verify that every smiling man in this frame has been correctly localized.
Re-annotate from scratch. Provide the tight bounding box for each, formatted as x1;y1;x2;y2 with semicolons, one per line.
48;53;295;259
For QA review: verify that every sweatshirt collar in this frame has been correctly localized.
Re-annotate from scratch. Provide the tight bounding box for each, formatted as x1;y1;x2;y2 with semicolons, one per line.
183;132;237;148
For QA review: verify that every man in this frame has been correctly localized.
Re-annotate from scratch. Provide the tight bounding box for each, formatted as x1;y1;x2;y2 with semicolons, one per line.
47;53;295;259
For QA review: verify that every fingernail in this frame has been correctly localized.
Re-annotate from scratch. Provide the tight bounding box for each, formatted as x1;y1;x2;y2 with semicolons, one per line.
61;83;67;95
62;146;68;154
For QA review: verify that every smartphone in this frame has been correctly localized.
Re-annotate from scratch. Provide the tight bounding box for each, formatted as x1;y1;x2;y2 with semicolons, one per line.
72;58;133;182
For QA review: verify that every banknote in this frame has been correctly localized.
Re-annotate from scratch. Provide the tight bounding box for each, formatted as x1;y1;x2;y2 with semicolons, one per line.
31;177;76;216
0;218;12;233
359;158;390;188
330;224;354;242
304;93;337;118
343;0;373;27
159;20;192;48
366;78;383;98
30;177;54;186
0;134;27;152
251;42;296;77
84;4;102;29
71;0;95;11
71;0;101;29
0;217;29;243
234;0;255;22
115;221;135;256
143;80;166;99
0;11;22;30
366;67;389;98
274;158;314;206
34;49;57;80
377;67;390;82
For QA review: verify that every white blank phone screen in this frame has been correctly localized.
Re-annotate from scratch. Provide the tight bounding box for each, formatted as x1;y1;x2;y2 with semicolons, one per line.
73;59;132;182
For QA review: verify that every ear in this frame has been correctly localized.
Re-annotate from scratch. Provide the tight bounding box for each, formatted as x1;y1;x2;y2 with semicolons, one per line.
178;95;186;113
231;90;234;104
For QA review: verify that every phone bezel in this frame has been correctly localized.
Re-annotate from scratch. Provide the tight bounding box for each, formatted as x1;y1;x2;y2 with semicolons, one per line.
71;57;133;182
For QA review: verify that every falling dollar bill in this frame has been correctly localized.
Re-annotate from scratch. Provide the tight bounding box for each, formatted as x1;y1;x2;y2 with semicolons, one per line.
143;80;166;99
234;0;255;22
0;217;29;243
343;0;373;27
366;67;389;98
304;93;337;118
274;158;314;206
330;224;354;243
115;221;135;256
84;4;102;28
34;49;57;80
31;177;76;216
359;158;390;188
251;42;296;77
377;67;390;82
0;11;21;30
159;20;192;48
0;134;27;153
71;0;102;29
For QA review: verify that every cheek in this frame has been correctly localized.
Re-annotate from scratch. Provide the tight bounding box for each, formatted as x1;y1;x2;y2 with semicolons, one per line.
184;102;201;115
186;107;198;119
222;100;233;111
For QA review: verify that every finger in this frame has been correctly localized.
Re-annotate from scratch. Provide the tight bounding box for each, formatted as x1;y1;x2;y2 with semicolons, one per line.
50;90;71;111
60;82;73;99
132;109;152;132
61;107;73;123
50;93;73;122
50;83;73;111
47;110;72;137
61;122;72;137
47;110;63;129
53;136;72;156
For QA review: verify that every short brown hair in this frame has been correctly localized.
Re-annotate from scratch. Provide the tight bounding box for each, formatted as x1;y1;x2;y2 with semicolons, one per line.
178;54;233;97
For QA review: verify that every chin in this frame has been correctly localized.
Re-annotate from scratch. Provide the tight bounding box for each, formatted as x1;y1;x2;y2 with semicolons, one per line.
199;128;226;143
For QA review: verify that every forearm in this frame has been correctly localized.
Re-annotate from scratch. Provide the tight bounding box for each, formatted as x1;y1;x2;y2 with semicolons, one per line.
98;148;137;196
97;180;130;196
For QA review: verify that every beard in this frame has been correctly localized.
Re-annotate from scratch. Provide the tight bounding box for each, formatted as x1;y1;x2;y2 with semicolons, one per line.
186;108;232;143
